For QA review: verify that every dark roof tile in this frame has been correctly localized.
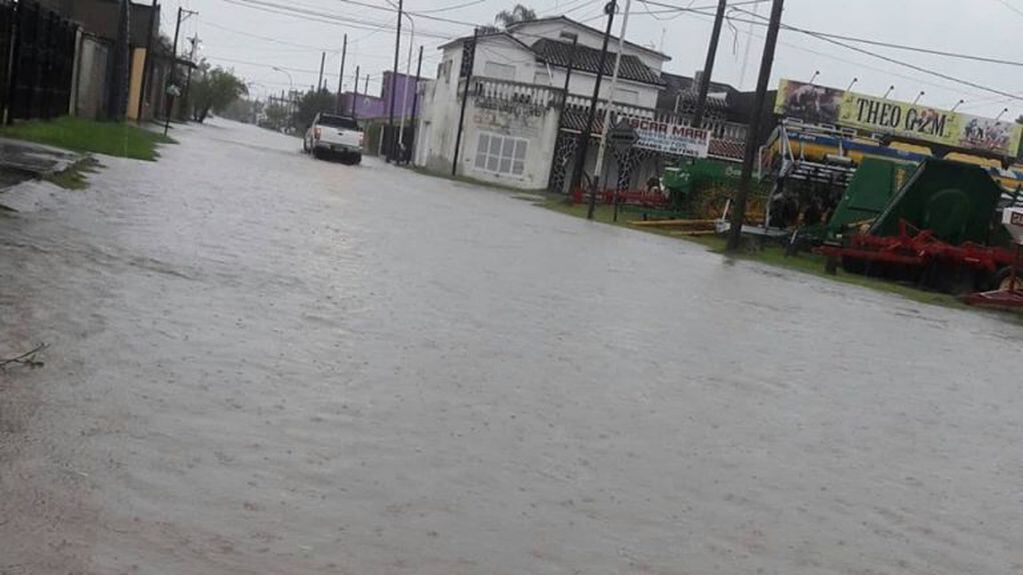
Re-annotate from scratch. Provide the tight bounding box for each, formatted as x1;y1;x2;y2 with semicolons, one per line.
530;38;665;86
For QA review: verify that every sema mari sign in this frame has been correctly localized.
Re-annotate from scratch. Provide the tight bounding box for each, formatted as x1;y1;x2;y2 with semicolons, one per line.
614;113;710;158
774;79;1023;158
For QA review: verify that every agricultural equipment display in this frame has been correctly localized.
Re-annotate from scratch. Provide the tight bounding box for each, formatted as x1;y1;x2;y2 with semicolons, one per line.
825;157;914;241
819;159;1020;293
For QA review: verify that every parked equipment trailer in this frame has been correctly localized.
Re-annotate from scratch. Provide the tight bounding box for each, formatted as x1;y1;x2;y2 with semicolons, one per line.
819;159;1019;293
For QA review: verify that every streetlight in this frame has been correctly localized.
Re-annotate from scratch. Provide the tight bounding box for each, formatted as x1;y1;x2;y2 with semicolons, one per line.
951;99;964;111
272;67;295;131
912;91;924;105
996;107;1009;121
845;77;858;92
882;85;895;100
272;66;294;93
808;70;819;85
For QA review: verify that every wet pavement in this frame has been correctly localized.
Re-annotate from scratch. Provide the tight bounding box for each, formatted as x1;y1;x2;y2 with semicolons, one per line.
2;119;1022;574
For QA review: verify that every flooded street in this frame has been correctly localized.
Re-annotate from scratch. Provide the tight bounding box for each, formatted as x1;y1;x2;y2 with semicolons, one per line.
2;119;1021;574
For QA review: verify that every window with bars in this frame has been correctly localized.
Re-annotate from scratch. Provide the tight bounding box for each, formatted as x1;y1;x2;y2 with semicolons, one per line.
474;132;527;177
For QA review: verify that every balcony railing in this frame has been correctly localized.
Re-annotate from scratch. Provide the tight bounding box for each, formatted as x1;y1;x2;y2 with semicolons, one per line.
465;76;565;111
562;93;748;141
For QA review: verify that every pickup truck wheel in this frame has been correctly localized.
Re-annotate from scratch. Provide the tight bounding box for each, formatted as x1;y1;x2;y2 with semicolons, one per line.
312;148;323;160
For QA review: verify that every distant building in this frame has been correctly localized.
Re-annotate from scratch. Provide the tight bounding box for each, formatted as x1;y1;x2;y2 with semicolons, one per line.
657;71;777;160
414;16;670;191
411;15;781;192
338;71;420;120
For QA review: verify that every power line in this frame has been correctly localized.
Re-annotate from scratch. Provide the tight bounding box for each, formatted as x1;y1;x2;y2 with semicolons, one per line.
202;20;439;63
994;0;1023;18
707;6;1023;103
644;0;1023;68
206;53;382;80
415;0;492;13
219;0;456;39
673;6;991;103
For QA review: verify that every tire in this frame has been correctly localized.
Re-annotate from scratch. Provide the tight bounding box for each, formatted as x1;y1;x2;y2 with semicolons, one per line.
302;138;310;153
352;153;362;165
312;148;323;160
995;266;1023;291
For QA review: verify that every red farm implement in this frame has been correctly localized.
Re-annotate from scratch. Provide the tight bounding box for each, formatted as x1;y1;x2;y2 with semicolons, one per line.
569;187;669;208
818;220;1018;293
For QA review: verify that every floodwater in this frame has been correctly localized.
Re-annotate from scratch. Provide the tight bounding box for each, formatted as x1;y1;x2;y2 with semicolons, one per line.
1;119;1021;574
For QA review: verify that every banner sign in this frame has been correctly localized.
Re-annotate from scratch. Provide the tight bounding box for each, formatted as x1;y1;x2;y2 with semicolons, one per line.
774;79;1023;158
616;114;711;158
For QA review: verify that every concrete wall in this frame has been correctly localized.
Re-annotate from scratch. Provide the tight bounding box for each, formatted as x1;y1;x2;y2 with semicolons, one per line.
75;34;110;119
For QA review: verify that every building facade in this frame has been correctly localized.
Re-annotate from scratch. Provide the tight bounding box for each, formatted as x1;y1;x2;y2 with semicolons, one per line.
414;17;670;191
413;16;778;192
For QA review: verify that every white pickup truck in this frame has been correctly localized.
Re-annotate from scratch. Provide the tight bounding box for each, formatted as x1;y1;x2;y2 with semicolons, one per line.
303;113;363;164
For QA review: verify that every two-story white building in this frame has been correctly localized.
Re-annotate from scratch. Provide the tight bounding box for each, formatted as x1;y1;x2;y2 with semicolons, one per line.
413;16;670;190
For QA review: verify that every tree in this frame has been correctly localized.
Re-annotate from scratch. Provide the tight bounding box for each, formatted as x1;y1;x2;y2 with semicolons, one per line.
291;88;336;132
190;63;248;123
261;102;290;131
220;97;262;124
494;4;536;28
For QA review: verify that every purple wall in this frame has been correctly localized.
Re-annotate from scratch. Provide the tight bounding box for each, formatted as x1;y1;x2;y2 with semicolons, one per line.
339;71;420;120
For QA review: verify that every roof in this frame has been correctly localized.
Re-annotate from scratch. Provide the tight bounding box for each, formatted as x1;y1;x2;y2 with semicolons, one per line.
506;16;670;61
530;38;665;86
437;31;534;53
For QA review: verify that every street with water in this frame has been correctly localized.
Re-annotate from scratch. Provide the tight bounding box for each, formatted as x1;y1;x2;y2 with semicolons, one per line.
1;120;1021;574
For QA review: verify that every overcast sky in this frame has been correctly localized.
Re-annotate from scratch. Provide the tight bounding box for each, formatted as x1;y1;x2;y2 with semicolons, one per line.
158;0;1023;119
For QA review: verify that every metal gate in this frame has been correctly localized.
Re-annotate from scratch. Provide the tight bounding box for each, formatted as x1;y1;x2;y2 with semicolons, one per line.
3;0;77;122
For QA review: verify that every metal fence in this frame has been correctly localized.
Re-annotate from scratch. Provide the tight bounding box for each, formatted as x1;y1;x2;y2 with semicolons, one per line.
2;0;78;123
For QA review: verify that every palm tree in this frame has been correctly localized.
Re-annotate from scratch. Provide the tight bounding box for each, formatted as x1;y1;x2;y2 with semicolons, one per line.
494;4;537;28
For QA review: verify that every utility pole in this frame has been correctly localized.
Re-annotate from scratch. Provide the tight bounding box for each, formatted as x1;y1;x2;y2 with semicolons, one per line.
335;34;347;113
557;33;578;119
107;0;130;121
692;0;726;129
387;0;403;162
317;52;326;92
164;7;197;136
408;45;424;163
592;0;631;221
137;0;158;124
397;27;416;164
570;0;616;219
182;35;199;121
409;46;421;129
351;64;360;117
726;0;784;251
546;32;578;191
451;28;478;176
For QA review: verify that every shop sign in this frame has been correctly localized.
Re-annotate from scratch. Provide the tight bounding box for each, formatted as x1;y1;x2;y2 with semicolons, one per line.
616;114;711;158
775;79;1022;158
